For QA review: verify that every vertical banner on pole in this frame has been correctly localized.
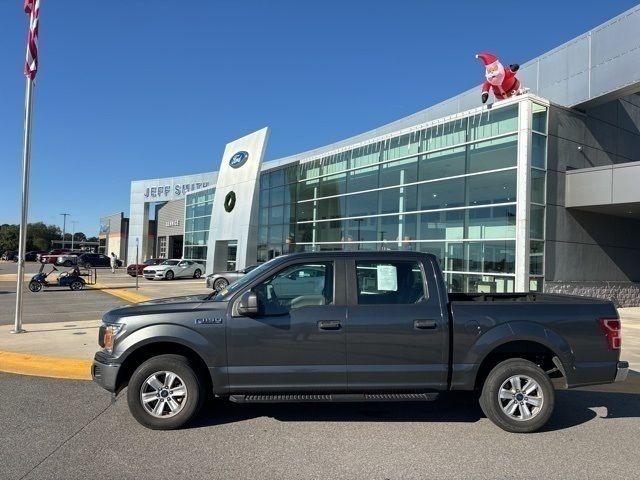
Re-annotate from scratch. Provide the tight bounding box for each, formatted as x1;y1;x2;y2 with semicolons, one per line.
13;0;41;334
135;238;139;291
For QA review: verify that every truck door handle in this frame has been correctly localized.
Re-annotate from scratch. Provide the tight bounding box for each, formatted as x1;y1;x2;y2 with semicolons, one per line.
414;319;437;330
318;320;341;330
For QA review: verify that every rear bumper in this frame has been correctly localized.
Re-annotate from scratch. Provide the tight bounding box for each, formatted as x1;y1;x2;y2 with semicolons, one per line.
615;361;629;383
92;353;121;393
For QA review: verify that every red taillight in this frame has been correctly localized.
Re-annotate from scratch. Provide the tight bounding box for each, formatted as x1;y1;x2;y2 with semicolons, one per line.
599;318;621;350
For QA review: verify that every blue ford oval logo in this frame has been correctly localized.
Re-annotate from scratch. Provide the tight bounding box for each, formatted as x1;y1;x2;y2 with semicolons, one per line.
229;151;249;169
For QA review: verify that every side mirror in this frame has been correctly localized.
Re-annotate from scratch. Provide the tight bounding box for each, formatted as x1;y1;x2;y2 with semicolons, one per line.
237;291;259;316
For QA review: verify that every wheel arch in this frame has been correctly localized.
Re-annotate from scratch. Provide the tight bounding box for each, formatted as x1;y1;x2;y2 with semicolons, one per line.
115;340;212;396
473;340;561;390
466;321;574;390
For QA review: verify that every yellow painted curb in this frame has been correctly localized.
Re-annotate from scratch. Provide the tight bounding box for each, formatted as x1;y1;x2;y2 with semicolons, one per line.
0;351;92;380
93;282;151;304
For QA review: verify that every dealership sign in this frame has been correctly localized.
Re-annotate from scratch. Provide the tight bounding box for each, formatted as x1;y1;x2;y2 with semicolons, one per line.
229;151;249;169
143;182;210;198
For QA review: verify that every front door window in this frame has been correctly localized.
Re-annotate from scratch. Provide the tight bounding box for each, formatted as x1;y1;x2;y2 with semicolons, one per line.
253;262;333;315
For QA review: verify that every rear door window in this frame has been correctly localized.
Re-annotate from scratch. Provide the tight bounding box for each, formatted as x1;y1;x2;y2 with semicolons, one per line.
355;260;427;305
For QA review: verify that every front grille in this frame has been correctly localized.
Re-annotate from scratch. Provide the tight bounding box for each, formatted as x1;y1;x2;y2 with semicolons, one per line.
145;270;155;275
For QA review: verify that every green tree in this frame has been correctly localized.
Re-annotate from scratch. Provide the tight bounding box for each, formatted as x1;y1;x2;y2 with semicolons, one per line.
0;224;20;253
73;232;87;242
26;222;50;251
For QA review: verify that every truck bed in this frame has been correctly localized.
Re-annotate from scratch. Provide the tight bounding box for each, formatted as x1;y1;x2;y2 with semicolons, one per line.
448;292;608;303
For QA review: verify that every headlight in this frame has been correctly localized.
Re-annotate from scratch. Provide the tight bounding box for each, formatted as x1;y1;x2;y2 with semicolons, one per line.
99;323;125;353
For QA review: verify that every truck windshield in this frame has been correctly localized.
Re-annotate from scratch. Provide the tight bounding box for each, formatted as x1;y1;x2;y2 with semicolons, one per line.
208;258;278;301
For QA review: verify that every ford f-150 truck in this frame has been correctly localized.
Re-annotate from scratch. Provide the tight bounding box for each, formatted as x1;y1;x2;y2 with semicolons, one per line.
92;252;628;433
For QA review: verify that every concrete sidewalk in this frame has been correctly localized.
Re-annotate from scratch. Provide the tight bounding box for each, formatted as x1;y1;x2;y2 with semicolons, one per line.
0;320;99;380
1;305;639;381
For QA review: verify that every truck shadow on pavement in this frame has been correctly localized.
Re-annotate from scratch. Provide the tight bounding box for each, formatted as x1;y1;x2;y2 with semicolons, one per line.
188;373;640;432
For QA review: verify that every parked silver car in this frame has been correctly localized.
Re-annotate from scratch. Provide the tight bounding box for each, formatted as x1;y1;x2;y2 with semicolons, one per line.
206;264;259;291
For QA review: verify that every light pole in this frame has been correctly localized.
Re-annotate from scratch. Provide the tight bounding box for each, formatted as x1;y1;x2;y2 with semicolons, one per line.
60;212;70;249
70;220;79;250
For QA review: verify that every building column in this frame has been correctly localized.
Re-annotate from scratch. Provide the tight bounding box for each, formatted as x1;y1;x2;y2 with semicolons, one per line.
515;99;533;292
127;201;149;266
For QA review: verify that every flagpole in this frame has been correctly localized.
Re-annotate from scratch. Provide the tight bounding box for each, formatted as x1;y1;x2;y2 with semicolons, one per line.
12;76;35;334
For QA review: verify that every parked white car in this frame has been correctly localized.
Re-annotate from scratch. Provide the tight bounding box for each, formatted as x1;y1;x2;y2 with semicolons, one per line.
142;259;204;281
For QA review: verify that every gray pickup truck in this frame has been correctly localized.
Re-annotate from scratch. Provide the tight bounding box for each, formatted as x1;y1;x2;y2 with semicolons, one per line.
92;252;628;433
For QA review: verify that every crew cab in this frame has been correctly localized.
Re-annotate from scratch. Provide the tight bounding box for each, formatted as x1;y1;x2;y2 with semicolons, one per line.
39;248;71;264
55;251;86;267
92;252;628;433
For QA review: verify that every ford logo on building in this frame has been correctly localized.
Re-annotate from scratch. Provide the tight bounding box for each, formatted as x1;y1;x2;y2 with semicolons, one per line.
229;151;249;169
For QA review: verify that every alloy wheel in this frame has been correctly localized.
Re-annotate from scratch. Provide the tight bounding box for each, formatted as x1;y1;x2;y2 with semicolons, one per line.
140;371;188;418
498;375;544;421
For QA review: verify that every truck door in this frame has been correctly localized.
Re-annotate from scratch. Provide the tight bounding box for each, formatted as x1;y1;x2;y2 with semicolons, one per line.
226;259;347;392
345;257;448;390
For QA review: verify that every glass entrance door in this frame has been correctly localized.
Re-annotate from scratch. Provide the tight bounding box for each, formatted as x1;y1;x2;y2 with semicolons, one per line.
227;242;237;271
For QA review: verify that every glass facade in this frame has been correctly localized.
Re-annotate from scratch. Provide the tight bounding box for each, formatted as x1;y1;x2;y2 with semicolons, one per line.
529;102;548;292
183;187;215;265
256;99;547;293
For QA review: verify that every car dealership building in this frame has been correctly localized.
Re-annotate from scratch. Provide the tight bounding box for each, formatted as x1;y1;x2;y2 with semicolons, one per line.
103;6;640;305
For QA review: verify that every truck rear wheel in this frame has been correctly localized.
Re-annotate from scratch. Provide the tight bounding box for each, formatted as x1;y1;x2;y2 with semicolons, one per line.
127;354;204;430
479;358;554;433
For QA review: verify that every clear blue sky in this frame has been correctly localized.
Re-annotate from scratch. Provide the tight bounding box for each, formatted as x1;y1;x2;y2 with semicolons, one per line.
0;0;637;236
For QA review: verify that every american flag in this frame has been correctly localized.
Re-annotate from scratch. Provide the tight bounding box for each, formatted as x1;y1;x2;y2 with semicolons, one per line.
24;0;40;79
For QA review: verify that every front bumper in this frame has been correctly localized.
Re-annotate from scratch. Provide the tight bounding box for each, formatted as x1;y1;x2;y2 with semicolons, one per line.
615;361;629;383
92;352;121;393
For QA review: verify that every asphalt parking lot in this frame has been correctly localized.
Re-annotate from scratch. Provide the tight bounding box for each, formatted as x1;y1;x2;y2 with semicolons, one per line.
0;262;127;325
0;261;209;325
1;372;639;480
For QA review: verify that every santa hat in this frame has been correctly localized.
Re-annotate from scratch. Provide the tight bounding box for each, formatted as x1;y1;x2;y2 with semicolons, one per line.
476;53;498;66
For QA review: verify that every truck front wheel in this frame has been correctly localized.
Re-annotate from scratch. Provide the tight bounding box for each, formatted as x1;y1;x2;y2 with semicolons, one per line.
479;358;554;433
127;354;204;430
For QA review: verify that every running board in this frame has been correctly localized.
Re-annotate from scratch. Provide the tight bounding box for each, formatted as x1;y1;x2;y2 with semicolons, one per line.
229;393;439;403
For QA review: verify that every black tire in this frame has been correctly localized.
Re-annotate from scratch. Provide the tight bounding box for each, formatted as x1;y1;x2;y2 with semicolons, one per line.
28;280;42;293
63;260;72;267
70;280;84;291
479;358;554;433
193;269;202;279
84;262;92;269
127;354;204;430
165;270;174;280
213;278;228;291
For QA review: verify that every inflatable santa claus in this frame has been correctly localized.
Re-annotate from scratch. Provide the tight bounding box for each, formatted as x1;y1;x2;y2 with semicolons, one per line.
476;53;524;103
